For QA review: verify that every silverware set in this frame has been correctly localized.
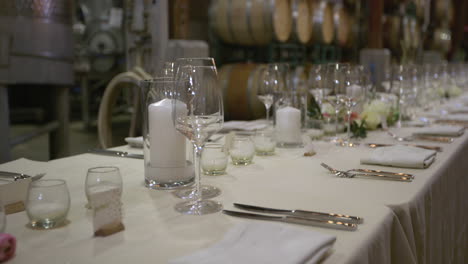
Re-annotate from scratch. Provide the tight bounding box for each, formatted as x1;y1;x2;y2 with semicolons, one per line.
222;203;363;231
387;131;454;143
320;163;414;182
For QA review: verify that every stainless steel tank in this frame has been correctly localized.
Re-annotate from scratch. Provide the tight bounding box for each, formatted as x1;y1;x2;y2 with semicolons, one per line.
0;0;74;85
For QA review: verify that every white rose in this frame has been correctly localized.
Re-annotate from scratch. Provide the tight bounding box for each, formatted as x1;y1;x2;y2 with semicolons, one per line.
448;85;462;97
364;100;391;116
321;103;334;116
360;110;381;130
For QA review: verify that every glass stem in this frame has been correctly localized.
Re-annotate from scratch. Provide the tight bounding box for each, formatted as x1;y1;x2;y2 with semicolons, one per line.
193;144;203;202
266;105;270;123
397;98;402;128
335;109;340;138
346;108;352;141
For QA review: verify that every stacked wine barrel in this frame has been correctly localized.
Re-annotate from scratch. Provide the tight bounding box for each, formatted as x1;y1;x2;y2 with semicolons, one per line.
209;0;354;47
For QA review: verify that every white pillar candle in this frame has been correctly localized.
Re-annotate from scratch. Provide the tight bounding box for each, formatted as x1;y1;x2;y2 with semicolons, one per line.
148;98;186;167
276;106;301;143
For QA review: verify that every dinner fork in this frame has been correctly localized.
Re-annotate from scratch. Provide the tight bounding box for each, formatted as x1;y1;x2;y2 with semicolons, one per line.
320;163;413;182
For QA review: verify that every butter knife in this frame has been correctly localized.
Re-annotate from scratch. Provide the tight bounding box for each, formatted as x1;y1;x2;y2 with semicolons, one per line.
0;171;46;181
223;210;357;231
366;143;443;152
233;203;363;224
88;149;144;159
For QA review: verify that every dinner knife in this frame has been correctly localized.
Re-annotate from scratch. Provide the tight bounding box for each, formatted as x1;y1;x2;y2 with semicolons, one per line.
233;203;363;224
222;210;358;231
88;149;144;159
366;143;442;152
413;135;454;143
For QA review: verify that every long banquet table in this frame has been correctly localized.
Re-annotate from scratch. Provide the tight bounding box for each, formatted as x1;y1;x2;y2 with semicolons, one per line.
1;125;468;263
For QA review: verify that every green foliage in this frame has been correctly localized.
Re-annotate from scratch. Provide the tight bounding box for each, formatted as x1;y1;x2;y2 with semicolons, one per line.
350;120;367;139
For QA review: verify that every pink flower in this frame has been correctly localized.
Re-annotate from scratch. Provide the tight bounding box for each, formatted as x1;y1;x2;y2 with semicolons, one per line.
0;233;16;262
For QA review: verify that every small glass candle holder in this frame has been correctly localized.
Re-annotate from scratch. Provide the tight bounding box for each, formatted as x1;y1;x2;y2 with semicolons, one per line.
26;179;70;229
85;166;123;209
201;143;228;175
253;130;276;156
230;135;255;165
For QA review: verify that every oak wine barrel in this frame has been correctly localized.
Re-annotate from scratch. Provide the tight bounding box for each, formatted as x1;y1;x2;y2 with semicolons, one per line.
219;63;267;120
210;0;292;46
309;0;335;44
333;3;351;47
383;15;401;52
290;0;312;44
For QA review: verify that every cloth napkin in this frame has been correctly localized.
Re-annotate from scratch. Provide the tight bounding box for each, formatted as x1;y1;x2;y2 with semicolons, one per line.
124;136;144;148
169;222;336;264
0;233;16;262
413;125;465;137
361;145;437;169
221;120;268;132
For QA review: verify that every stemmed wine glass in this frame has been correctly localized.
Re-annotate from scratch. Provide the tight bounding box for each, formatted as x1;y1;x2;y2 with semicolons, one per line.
257;66;278;125
172;57;224;215
324;63;348;143
340;65;367;147
308;65;330;112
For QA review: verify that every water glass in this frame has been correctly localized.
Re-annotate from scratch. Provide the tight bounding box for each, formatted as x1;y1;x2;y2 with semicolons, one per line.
230;135;255;165
85;166;123;208
26;180;70;229
253;130;276;156
201;144;228;175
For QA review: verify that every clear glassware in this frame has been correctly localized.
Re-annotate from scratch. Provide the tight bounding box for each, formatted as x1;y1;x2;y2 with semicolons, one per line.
230;135;255;165
323;63;348;143
258;66;278;124
308;65;330;109
338;65;367;147
26;179;70;229
85;166;123;208
253;129;276;156
201;143;228;175
172;57;224;215
393;64;418;128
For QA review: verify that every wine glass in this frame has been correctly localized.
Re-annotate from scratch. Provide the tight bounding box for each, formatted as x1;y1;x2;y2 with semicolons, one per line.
393;64;417;128
323;63;348;143
340;65;367;147
308;65;331;115
257;66;278;125
172;57;224;215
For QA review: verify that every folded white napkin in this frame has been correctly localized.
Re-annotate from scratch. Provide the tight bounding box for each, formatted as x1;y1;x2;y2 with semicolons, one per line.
221;120;268;132
170;222;336;264
0;158;48;208
361;145;437;169
413;125;465;137
125;136;144;148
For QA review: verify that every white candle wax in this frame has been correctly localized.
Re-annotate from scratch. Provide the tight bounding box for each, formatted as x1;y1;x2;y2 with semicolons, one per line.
148;98;186;167
276;106;301;143
254;137;276;152
202;157;227;171
230;145;255;159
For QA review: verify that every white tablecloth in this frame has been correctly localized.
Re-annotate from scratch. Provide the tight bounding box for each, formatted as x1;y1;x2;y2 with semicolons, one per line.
1;126;467;263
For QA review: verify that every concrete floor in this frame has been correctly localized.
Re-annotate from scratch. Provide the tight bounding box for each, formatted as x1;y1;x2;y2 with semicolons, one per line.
10;118;131;161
